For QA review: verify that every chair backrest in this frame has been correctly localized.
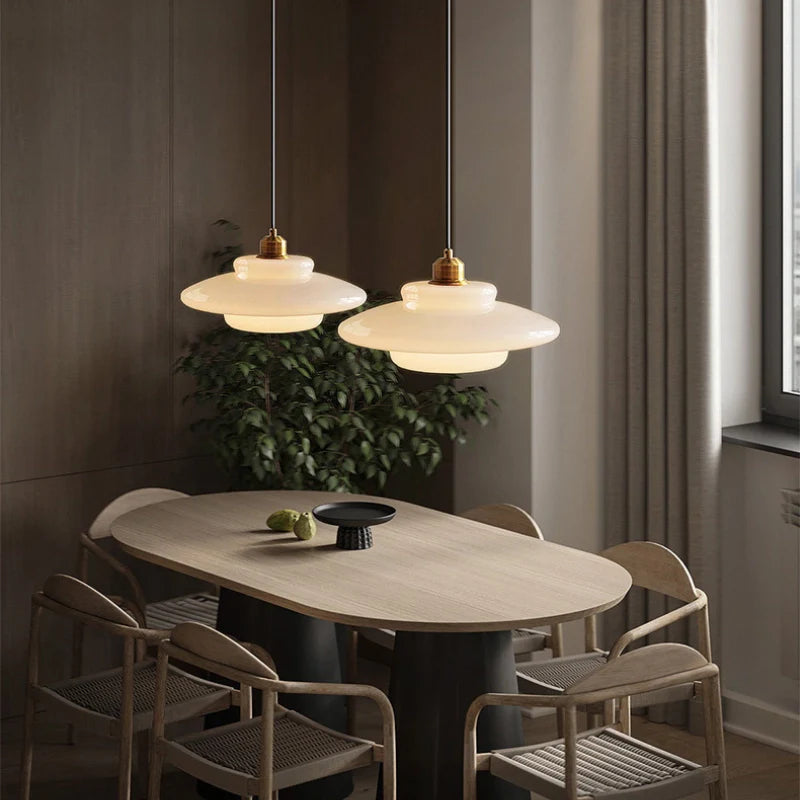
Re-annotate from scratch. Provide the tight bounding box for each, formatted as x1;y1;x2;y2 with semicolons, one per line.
168;622;277;685
601;541;698;602
458;503;544;539
88;488;188;540
566;643;711;699
39;574;139;629
590;541;709;659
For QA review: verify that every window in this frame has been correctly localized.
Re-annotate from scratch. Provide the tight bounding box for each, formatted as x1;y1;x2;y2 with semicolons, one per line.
763;0;800;424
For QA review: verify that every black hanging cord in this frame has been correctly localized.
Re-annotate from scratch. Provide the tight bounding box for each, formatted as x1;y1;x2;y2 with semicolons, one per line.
446;0;452;250
271;0;277;229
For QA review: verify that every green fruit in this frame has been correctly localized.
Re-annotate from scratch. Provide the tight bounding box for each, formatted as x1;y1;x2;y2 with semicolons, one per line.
267;509;301;532
293;512;316;541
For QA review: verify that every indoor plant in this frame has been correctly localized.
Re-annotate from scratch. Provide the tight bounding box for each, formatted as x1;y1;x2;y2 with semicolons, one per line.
177;294;496;493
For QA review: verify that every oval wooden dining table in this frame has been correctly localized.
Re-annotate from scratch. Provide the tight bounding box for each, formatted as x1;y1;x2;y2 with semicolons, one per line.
111;490;631;800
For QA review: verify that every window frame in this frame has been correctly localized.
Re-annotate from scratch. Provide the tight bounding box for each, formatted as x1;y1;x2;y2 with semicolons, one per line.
763;0;800;426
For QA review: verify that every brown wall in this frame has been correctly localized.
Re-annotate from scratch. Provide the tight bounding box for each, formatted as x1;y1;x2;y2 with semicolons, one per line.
348;0;446;297
0;0;349;715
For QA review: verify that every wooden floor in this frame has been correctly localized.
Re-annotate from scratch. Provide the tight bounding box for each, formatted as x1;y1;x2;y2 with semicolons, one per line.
2;658;797;800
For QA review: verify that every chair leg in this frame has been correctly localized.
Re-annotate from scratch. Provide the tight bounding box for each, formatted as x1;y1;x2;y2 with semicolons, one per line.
118;640;135;800
555;708;564;738
704;674;727;800
135;730;149;798
619;696;631;735
20;607;41;800
148;647;169;800
603;699;616;727
550;623;564;658
146;741;163;800
19;690;36;800
69;621;83;746
118;731;134;800
346;628;359;735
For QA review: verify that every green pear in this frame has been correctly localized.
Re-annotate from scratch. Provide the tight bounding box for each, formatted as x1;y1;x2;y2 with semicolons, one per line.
293;512;316;541
267;509;300;532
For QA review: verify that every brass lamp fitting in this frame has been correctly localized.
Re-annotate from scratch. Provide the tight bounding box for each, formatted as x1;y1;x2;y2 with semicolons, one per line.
258;228;288;259
429;248;466;285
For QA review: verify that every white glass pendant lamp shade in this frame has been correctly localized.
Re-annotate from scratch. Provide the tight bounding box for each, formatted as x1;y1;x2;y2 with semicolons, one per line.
338;250;559;373
181;230;366;333
180;0;366;333
337;0;558;373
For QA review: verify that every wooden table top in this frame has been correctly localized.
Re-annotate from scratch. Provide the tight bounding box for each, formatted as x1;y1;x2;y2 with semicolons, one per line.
111;491;631;632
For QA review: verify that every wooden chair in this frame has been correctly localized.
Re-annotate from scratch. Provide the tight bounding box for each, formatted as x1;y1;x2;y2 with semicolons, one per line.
465;643;727;800
74;488;219;673
20;575;234;800
147;622;397;800
356;503;563;660
516;541;711;727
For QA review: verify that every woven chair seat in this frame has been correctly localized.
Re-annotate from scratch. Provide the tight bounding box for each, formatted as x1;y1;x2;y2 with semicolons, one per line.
176;711;373;780
491;729;707;798
47;660;229;718
145;592;219;630
358;627;396;651
511;627;548;654
517;653;608;694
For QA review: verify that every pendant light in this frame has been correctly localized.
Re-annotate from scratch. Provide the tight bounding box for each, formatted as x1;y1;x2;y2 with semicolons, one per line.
180;0;366;333
337;0;559;372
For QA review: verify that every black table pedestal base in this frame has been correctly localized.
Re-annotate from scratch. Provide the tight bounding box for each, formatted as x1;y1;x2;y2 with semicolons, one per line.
384;630;527;800
200;589;352;800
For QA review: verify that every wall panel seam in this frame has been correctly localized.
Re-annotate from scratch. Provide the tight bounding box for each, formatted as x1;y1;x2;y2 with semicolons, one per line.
0;455;213;488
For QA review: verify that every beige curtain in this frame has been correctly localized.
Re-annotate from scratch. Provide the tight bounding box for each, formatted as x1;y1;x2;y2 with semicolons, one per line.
602;0;720;726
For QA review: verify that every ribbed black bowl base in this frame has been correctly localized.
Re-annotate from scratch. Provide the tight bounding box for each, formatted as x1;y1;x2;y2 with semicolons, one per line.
335;526;373;550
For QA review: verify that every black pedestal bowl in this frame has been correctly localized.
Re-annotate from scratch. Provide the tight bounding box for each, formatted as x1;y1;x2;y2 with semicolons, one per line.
312;501;396;550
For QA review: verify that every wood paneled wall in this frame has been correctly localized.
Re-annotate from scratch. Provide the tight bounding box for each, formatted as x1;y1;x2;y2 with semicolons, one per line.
0;0;349;715
1;0;458;716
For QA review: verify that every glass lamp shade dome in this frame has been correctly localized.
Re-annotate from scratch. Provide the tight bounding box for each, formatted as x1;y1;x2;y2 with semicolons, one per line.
181;252;366;333
337;279;560;373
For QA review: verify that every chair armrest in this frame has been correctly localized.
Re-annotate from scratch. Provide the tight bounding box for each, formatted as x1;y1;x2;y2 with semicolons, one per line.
273;680;395;740
466;691;564;721
607;594;707;660
272;678;391;708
